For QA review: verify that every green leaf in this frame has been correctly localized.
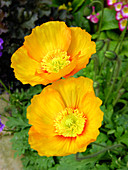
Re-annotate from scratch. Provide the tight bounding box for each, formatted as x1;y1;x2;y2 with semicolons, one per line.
107;129;115;135
106;30;120;40
119;40;128;57
115;126;124;138
6;115;29;130
96;40;105;51
72;0;85;12
73;11;90;32
21;151;55;169
101;8;118;31
98;32;107;40
11;129;30;156
118;131;128;146
57;154;99;170
21;13;38;29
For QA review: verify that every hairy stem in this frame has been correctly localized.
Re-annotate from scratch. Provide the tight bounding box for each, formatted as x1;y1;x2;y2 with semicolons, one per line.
76;144;125;161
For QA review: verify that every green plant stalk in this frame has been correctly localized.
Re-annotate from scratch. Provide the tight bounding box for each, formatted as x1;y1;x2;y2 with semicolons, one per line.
92;142;125;154
106;61;116;87
99;39;110;76
76;144;125;161
104;21;127;105
0;79;11;95
104;57;121;105
0;97;10;103
93;54;99;81
112;91;124;106
113;69;128;106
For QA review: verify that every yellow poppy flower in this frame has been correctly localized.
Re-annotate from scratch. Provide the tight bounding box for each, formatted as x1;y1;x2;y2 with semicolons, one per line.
27;77;103;156
11;21;96;86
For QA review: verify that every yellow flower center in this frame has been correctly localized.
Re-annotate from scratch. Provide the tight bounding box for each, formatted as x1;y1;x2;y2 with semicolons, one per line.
41;49;71;73
123;7;128;13
54;108;87;137
121;19;127;27
112;0;116;3
117;4;121;9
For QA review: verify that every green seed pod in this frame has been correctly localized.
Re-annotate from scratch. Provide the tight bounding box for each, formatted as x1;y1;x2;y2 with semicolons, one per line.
105;50;117;60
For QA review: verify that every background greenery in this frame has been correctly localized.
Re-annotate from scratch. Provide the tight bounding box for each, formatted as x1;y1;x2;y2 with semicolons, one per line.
0;0;128;169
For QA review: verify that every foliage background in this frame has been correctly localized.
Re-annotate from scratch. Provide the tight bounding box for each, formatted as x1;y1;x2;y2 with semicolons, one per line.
0;0;128;169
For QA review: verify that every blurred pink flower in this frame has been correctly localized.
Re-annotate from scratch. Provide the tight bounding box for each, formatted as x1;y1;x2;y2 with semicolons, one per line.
114;2;123;11
86;6;99;23
121;4;128;18
118;18;128;31
107;0;117;6
116;11;123;20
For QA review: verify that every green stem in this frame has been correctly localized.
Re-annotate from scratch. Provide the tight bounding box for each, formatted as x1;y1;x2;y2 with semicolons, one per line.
76;144;125;161
116;69;128;92
92;142;124;153
113;69;128;106
104;57;121;105
93;54;99;81
99;39;110;76
0;97;10;103
0;79;11;95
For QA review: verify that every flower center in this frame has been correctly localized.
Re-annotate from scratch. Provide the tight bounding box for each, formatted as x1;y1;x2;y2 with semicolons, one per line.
117;4;121;9
123;7;128;14
41;49;71;73
112;0;116;3
54;108;87;137
121;19;127;27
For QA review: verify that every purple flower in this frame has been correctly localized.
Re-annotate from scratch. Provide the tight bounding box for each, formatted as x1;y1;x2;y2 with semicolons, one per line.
0;38;4;57
0;38;4;46
0;119;5;132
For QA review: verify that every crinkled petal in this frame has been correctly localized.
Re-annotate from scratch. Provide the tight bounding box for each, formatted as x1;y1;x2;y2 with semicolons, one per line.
24;21;71;62
11;46;49;86
66;27;96;77
27;87;65;134
29;126;88;156
51;77;94;108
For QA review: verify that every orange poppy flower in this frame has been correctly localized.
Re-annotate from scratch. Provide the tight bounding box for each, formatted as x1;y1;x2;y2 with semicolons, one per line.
27;77;103;156
11;21;96;86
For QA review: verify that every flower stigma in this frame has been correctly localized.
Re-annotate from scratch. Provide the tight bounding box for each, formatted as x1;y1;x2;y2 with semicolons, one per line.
41;49;71;73
54;108;87;137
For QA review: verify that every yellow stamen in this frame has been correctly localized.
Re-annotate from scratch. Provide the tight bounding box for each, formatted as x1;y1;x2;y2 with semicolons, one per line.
54;108;87;137
41;49;71;73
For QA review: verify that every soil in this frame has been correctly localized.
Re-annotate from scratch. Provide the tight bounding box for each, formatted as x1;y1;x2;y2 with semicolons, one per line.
0;92;22;170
